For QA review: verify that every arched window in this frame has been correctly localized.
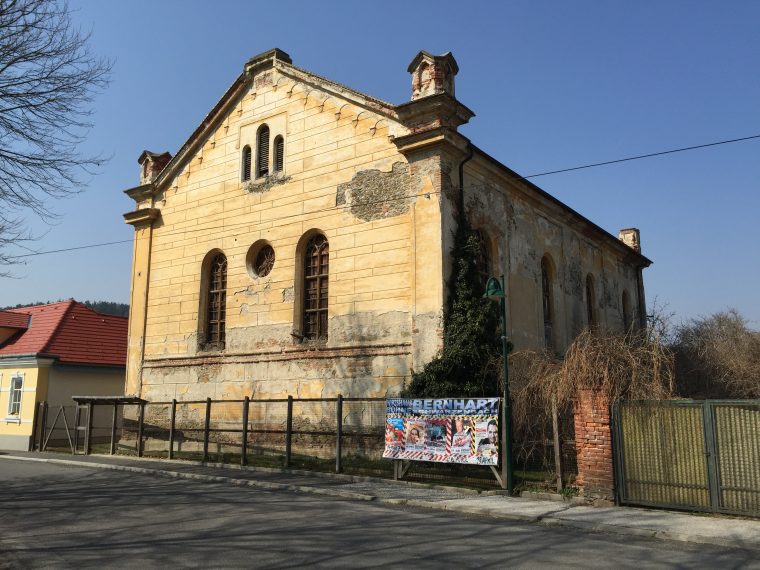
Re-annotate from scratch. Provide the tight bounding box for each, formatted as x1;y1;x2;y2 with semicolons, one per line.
474;230;492;289
256;124;270;178
622;290;631;332
241;145;252;181
541;256;553;349
205;253;227;349
586;274;596;327
273;135;284;173
303;234;329;340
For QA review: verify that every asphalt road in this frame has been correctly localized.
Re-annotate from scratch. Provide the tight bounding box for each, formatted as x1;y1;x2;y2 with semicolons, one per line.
0;461;758;569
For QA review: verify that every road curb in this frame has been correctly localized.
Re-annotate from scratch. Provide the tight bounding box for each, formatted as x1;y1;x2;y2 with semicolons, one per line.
91;453;481;495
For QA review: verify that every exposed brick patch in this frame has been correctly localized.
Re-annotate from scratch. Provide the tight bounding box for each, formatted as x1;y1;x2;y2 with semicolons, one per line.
254;71;273;89
336;162;410;221
573;389;614;500
245;172;291;193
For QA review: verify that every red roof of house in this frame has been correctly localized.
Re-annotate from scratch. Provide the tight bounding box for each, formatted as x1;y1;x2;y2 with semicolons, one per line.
0;310;30;329
0;301;128;367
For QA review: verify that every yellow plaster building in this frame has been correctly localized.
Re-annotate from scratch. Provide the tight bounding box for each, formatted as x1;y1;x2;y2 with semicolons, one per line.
0;301;127;450
123;49;650;403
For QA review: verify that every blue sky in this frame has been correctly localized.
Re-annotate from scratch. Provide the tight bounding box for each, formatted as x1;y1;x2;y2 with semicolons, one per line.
3;1;759;326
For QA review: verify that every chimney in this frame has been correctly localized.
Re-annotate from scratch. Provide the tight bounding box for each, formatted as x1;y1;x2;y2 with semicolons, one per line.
138;150;172;185
618;228;641;253
408;51;458;101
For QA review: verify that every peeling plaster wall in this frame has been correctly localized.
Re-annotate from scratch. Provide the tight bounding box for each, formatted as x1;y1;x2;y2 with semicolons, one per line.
459;156;644;353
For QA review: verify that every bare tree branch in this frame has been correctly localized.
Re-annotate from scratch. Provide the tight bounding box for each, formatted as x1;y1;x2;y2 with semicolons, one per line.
0;0;111;272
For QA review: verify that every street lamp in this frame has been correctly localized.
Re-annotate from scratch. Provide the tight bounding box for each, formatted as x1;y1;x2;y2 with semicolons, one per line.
484;275;514;494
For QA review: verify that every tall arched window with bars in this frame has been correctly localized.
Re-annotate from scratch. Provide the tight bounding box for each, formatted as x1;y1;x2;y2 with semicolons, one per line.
273;135;284;173
541;256;553;349
205;253;227;349
303;234;329;340
241;145;251;181
256;124;270;178
586;274;596;327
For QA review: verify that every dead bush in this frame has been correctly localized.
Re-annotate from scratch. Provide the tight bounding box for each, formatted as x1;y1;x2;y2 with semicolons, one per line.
672;309;760;398
510;328;674;438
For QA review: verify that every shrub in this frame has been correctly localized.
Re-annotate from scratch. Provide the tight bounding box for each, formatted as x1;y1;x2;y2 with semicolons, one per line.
672;309;760;398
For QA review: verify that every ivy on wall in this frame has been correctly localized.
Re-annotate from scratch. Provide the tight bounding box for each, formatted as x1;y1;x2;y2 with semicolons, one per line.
403;221;502;398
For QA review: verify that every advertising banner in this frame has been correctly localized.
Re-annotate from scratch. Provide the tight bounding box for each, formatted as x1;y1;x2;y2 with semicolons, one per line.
383;398;500;465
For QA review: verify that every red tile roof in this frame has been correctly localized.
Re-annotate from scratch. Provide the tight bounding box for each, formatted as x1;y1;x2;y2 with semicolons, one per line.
0;310;29;329
0;301;127;367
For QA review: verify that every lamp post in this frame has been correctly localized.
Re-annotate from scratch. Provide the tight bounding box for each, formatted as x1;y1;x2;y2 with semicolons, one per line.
484;274;514;494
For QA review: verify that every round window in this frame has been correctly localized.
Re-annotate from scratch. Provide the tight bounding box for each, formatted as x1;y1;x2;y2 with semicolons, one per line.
247;242;275;278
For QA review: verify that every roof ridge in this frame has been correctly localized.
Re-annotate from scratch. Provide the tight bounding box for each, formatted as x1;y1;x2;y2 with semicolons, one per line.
6;300;73;312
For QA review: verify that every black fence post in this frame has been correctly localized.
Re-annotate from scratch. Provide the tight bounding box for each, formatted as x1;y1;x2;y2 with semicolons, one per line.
335;394;343;474
73;405;81;455
110;403;118;455
285;395;293;468
168;399;177;460
137;403;145;457
551;398;563;494
203;397;211;463
29;402;40;451
241;397;250;466
84;402;93;455
39;402;48;451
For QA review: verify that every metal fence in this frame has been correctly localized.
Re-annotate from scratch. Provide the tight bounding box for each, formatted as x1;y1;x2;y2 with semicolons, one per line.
511;403;577;493
32;396;554;489
613;400;760;517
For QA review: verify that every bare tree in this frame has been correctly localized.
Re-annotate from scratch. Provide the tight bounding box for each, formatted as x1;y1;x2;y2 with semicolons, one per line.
0;0;111;271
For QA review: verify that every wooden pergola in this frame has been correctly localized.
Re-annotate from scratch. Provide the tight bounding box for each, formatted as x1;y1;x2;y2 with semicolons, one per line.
69;396;147;455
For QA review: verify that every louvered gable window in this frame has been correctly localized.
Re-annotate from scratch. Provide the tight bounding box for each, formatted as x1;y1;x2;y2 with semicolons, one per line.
273;135;284;173
242;145;252;181
256;125;270;178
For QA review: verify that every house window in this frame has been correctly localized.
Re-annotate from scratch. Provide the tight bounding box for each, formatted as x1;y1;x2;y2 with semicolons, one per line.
586;274;595;327
7;375;23;416
541;256;553;349
303;234;329;340
273;135;284;173
622;290;631;332
242;145;252;181
205;253;227;349
256;124;270;178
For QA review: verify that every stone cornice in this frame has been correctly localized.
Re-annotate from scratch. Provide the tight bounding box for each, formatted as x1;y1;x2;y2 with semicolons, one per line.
123;184;154;202
123;208;161;228
468;145;653;267
143;342;411;369
0;354;57;368
392;126;470;160
395;92;474;130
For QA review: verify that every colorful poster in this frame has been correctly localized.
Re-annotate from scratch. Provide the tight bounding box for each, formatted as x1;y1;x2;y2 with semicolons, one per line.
404;418;426;456
382;398;500;465
450;417;474;456
384;418;405;452
474;418;499;463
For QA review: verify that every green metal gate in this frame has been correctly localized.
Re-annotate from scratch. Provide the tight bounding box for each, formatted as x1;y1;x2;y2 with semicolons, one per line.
613;400;760;517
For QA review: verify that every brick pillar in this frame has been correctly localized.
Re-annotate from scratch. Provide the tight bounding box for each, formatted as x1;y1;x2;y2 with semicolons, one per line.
573;389;614;500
